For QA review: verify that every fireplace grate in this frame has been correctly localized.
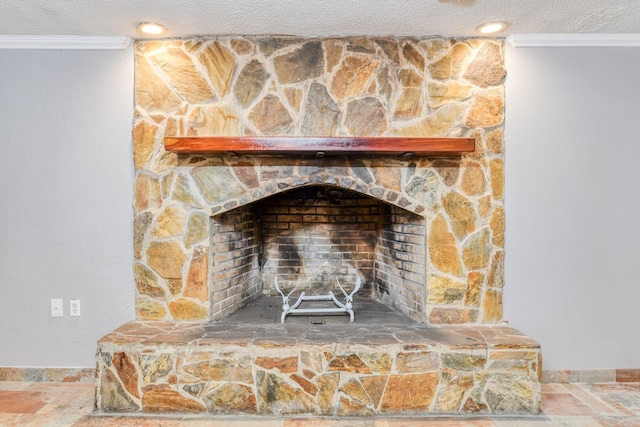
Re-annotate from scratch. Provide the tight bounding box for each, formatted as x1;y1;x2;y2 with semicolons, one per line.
275;276;361;323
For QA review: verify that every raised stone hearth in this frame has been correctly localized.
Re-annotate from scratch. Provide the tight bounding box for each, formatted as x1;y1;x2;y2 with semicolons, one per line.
96;298;540;415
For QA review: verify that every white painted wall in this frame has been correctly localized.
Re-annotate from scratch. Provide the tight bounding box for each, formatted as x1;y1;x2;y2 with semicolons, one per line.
0;47;135;367
1;42;638;371
504;45;640;370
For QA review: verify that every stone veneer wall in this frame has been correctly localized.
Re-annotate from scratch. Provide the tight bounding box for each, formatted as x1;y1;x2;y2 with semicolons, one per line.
132;36;506;323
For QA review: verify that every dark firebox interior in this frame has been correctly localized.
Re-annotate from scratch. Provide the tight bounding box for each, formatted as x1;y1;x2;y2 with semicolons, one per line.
210;184;427;322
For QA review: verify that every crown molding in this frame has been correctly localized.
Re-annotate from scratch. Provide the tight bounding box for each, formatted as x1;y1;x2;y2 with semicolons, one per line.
509;33;640;48
0;36;131;50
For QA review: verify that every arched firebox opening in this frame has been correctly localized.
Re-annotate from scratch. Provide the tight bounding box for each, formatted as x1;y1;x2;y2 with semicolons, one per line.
210;184;427;322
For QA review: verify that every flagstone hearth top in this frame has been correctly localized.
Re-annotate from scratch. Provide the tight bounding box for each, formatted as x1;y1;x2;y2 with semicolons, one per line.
164;136;476;157
99;321;538;350
99;298;538;351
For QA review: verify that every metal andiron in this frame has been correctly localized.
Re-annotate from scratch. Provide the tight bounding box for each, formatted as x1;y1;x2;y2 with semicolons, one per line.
275;276;361;323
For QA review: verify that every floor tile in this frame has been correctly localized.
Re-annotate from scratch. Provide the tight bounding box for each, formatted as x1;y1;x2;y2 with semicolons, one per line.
540;392;596;416
386;419;495;426
595;416;640;427
74;416;181;426
181;419;283;427
586;384;640;416
563;384;620;415
493;416;603;426
0;390;48;413
541;383;567;393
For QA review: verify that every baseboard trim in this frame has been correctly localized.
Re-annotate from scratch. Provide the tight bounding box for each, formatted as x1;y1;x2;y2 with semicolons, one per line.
543;369;640;384
0;367;95;383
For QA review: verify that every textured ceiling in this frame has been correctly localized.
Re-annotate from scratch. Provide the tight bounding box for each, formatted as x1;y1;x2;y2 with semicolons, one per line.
0;0;639;38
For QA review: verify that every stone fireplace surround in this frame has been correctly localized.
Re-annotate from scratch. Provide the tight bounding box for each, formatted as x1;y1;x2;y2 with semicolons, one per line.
95;35;541;416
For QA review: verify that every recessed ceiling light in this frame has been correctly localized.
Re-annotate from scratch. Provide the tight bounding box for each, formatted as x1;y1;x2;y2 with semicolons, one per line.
476;21;508;35
137;22;167;37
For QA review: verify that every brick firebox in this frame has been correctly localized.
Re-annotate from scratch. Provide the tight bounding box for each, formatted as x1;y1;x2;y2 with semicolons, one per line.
210;185;427;322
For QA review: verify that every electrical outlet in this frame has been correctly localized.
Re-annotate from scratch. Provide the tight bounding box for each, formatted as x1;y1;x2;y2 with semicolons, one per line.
70;299;81;317
51;299;63;317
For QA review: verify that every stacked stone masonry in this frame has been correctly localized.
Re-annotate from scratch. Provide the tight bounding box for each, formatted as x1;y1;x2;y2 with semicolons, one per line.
132;35;507;324
97;322;541;415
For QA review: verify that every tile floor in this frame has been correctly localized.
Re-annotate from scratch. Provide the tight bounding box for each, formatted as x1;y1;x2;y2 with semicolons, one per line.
1;381;639;426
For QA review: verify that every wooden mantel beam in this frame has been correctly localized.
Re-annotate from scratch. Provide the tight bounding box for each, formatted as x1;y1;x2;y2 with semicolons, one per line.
164;136;475;157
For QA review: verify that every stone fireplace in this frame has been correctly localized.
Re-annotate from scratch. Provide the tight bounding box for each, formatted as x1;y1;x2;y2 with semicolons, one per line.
95;35;541;416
